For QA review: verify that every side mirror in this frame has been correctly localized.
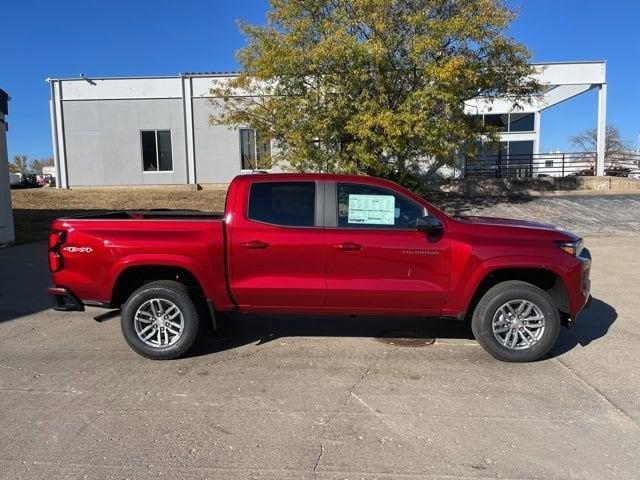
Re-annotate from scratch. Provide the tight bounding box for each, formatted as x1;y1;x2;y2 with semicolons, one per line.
416;215;442;235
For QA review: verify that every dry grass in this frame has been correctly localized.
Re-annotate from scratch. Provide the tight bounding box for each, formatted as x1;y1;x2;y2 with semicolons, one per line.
10;187;227;244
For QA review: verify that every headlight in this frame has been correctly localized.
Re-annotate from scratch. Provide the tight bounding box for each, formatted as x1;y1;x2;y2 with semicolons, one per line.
555;239;583;257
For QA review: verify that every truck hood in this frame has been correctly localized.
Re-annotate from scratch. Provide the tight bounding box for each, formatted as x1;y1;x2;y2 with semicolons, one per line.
455;214;581;244
455;215;580;240
456;215;557;230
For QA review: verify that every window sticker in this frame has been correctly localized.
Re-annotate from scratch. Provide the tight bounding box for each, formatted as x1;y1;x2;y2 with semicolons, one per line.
347;194;395;225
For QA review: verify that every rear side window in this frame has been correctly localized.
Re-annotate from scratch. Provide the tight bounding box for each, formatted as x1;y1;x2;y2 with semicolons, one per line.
248;182;316;227
337;183;425;229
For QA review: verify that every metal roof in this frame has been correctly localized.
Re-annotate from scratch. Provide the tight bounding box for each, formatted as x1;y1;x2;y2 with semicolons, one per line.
48;72;241;82
47;61;605;84
180;71;241;76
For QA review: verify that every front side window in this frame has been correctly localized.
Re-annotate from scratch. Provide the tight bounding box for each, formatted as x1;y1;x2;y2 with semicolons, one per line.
240;128;272;170
337;183;425;229
141;130;173;172
248;182;315;227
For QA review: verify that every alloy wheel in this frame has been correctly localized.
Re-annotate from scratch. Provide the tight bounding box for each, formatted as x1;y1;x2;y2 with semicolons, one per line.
491;299;546;350
133;298;184;348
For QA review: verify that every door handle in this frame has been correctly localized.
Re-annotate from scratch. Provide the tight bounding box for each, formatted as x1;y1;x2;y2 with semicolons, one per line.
240;240;269;249
333;242;363;251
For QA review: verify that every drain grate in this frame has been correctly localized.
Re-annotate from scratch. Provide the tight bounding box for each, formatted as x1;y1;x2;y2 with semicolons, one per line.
375;331;436;347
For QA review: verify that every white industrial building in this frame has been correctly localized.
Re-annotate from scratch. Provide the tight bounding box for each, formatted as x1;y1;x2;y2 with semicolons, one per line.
1;89;15;244
47;61;607;188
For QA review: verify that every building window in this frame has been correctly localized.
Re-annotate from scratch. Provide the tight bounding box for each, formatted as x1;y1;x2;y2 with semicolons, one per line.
478;113;535;133
509;113;535;132
141;130;172;172
484;114;509;132
248;182;315;227
240;128;272;170
508;140;534;158
545;160;554;168
483;141;508;158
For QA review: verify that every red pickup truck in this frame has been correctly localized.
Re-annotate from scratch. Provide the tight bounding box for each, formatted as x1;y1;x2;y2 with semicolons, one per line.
48;174;591;362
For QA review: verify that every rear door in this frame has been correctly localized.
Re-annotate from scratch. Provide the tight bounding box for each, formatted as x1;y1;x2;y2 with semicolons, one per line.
227;179;326;309
324;181;451;315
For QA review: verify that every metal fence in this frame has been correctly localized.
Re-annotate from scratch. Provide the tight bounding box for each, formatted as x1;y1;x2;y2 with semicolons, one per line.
464;152;640;179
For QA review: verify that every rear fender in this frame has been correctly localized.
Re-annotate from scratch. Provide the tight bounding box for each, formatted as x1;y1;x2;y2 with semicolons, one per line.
105;254;211;302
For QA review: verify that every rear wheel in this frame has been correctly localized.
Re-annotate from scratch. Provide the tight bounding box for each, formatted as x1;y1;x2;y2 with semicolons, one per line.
471;280;560;362
121;280;200;360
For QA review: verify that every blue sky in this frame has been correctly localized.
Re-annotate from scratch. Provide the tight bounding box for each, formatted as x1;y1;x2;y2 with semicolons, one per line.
2;0;639;160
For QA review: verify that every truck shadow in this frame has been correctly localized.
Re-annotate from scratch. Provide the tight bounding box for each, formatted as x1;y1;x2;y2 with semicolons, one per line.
549;298;617;358
189;297;616;359
190;314;474;358
0;241;53;323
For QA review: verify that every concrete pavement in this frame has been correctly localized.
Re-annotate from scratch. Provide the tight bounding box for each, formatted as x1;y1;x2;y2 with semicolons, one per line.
436;193;640;236
1;198;639;479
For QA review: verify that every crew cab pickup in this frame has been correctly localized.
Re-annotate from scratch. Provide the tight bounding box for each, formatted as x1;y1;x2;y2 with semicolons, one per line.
48;174;591;362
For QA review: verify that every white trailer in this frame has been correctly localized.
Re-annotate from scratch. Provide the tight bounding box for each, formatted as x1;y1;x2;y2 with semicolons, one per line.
0;89;15;245
8;172;20;186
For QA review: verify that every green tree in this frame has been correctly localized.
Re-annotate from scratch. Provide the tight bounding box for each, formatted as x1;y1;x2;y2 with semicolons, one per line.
8;154;28;174
210;0;539;186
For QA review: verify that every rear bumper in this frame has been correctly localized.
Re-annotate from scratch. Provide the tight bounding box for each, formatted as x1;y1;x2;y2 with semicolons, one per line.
48;287;85;312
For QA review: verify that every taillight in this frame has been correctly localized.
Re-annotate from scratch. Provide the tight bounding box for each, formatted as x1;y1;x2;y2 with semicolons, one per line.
49;231;67;250
48;251;63;272
48;230;67;272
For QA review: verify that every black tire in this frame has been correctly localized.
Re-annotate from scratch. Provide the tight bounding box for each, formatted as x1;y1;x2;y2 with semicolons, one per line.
121;280;200;360
471;280;560;362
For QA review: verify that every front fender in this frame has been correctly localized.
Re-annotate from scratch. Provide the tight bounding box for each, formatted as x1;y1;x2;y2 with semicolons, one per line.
442;254;569;317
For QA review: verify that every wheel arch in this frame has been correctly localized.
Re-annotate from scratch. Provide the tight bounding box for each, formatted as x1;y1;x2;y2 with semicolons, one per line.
465;266;570;322
110;263;207;308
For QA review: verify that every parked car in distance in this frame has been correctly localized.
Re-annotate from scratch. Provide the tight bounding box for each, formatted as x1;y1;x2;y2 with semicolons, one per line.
569;165;639;178
48;173;592;362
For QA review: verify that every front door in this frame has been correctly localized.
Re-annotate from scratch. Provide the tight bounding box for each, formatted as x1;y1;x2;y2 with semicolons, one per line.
324;182;450;315
228;180;326;310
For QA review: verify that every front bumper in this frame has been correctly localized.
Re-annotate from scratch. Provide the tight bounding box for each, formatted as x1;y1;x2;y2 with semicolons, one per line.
48;287;85;311
566;248;592;325
578;248;592;308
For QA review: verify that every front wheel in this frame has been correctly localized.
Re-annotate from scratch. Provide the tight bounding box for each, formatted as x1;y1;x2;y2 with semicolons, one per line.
121;280;200;360
471;280;560;362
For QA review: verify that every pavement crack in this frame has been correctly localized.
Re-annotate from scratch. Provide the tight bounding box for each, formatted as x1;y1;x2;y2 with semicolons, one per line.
312;442;325;479
313;349;388;479
554;357;638;428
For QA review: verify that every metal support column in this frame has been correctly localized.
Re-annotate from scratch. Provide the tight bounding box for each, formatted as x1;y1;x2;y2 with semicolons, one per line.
182;76;197;185
49;80;69;189
596;83;607;176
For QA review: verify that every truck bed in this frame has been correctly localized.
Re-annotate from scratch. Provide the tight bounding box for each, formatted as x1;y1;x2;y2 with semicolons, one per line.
50;211;231;309
57;210;225;221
